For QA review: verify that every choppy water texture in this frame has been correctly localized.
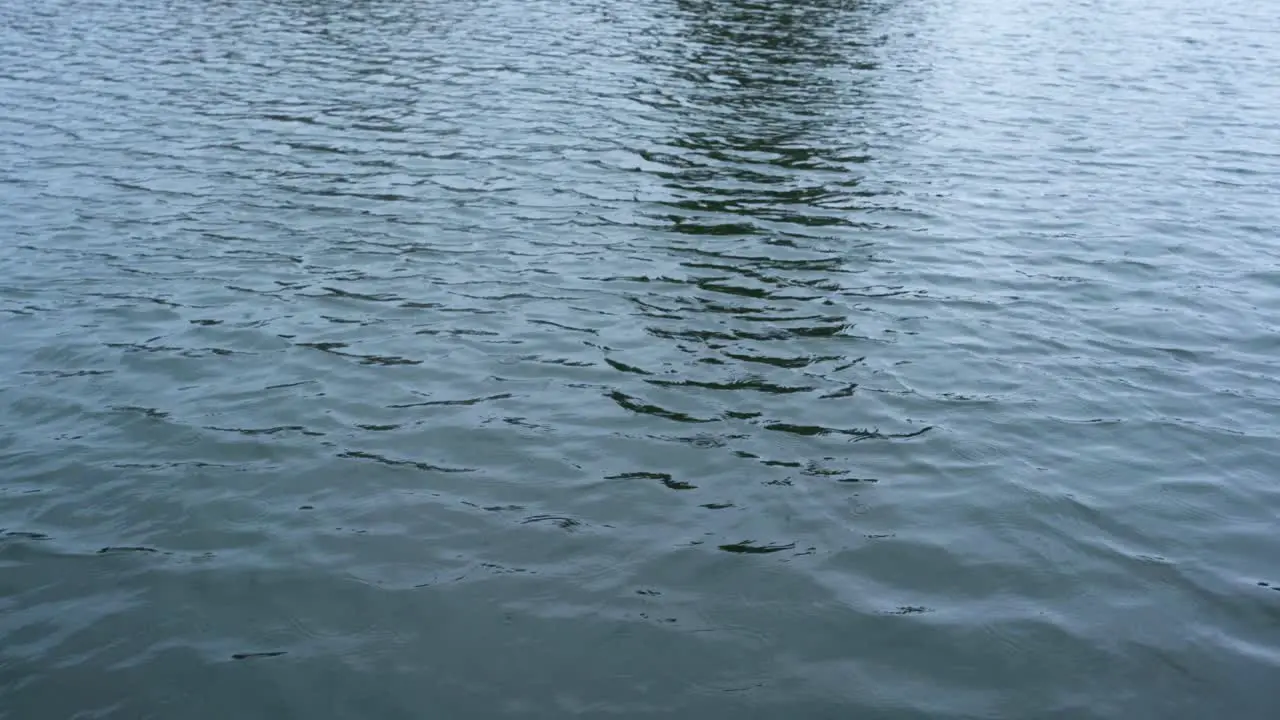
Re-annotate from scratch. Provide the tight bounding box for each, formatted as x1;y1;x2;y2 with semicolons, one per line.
3;0;1279;717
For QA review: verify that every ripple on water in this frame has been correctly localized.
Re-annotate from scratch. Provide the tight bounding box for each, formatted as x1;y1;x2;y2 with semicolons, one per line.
2;0;1279;717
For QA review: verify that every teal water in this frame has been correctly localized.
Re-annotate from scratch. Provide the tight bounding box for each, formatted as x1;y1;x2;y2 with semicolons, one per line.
2;0;1279;717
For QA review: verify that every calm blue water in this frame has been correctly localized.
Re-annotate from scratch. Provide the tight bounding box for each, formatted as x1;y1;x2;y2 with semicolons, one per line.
2;0;1279;717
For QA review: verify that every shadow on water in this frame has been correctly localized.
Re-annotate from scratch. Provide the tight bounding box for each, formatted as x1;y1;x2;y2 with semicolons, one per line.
654;0;888;231
601;0;928;488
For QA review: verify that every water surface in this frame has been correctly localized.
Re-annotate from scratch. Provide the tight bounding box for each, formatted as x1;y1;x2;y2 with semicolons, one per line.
2;0;1279;717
